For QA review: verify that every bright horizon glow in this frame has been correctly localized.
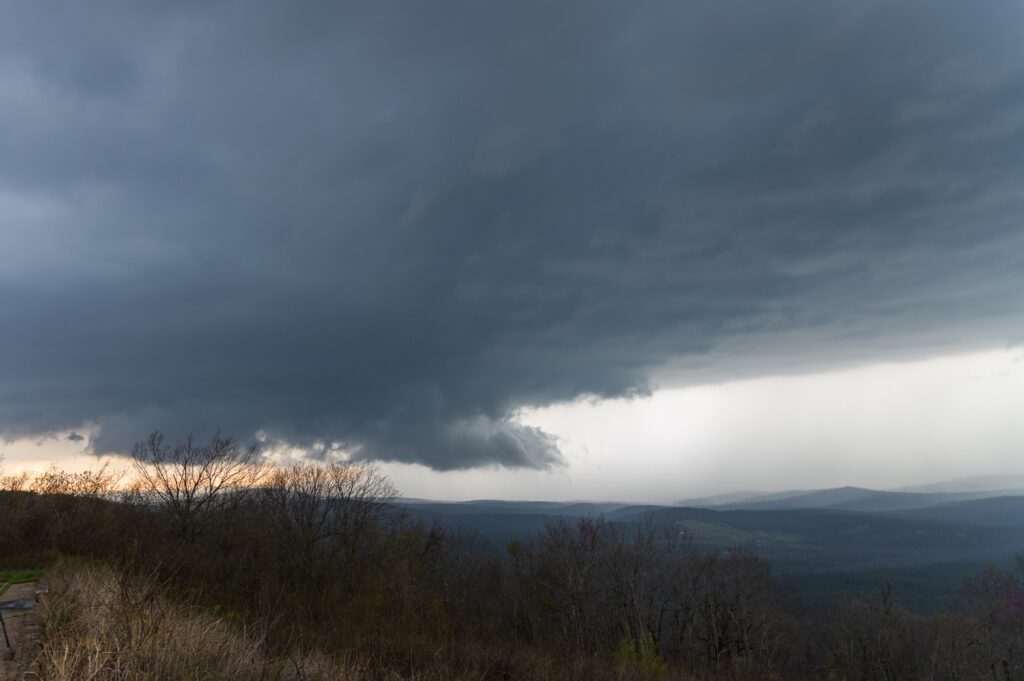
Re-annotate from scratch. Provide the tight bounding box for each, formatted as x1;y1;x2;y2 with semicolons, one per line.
3;346;1023;503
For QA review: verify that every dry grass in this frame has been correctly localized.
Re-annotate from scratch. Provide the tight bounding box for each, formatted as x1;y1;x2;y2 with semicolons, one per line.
35;566;364;681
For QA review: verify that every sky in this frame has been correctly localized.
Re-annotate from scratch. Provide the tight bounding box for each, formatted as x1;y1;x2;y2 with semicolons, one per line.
1;1;1023;499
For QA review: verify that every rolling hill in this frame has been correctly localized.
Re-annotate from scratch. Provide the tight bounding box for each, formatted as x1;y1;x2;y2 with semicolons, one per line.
399;489;1024;612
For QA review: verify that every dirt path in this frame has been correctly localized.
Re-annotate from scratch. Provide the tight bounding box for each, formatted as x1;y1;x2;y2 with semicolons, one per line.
0;582;42;680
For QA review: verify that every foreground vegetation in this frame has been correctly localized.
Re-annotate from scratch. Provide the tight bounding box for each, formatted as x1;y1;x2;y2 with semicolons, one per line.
0;570;43;598
3;434;1024;680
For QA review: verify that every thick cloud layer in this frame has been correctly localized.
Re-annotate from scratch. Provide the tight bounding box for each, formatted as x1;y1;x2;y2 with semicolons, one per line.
1;0;1022;469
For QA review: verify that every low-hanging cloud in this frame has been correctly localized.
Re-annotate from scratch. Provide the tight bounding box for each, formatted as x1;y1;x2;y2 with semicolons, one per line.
1;0;1022;469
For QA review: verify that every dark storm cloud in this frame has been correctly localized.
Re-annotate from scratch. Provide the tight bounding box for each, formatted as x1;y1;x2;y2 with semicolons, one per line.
1;0;1022;469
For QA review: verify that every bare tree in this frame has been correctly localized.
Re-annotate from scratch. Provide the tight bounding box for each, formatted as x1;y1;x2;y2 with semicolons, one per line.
261;460;398;566
0;454;23;492
30;462;124;497
957;563;1024;681
530;517;610;651
604;514;682;661
131;431;265;542
664;548;789;676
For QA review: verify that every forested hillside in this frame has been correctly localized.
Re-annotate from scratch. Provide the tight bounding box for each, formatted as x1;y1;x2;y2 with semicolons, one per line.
3;433;1024;680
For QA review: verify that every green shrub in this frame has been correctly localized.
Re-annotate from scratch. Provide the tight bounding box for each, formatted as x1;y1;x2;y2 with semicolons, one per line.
615;633;667;675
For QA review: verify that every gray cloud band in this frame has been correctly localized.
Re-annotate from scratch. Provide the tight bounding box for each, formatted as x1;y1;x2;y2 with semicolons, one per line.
1;0;1022;469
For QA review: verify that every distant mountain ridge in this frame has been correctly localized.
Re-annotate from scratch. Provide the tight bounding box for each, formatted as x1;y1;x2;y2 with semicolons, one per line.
399;496;1024;573
893;495;1024;527
897;473;1024;494
398;479;1024;614
678;481;1024;513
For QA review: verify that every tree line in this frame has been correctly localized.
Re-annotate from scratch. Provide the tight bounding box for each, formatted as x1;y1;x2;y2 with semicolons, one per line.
2;435;1024;680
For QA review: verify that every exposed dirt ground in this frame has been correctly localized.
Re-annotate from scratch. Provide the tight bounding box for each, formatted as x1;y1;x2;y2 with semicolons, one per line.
0;583;41;680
